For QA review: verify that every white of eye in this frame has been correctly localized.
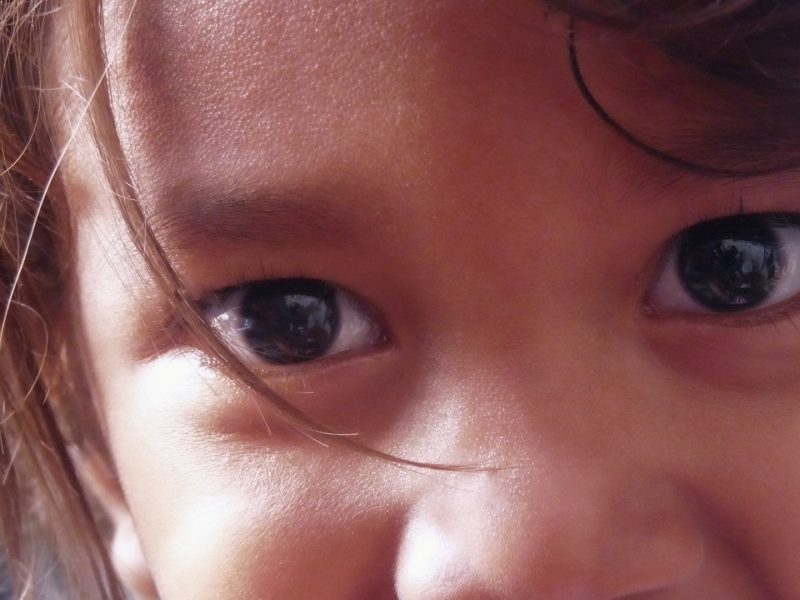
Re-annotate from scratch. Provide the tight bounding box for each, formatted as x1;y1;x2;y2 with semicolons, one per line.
326;289;384;355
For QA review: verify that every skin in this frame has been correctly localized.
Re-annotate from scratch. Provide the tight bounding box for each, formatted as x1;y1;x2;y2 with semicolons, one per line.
61;0;800;598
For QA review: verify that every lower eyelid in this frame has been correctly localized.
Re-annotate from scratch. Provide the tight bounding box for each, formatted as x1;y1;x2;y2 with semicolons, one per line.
644;292;800;329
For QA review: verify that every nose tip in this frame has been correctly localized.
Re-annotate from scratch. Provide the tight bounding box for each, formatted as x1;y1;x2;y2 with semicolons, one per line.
393;469;705;599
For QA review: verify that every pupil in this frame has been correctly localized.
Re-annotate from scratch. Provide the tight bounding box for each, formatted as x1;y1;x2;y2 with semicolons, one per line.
677;215;784;311
239;279;340;364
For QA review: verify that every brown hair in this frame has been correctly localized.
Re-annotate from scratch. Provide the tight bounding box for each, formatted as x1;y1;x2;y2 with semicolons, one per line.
0;1;132;597
0;0;798;598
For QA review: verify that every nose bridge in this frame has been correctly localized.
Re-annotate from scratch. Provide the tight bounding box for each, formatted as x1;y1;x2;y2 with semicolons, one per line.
394;460;705;599
393;252;706;597
428;245;622;408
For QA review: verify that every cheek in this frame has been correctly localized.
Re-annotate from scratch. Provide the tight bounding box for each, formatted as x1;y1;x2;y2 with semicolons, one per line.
127;452;404;600
101;354;408;600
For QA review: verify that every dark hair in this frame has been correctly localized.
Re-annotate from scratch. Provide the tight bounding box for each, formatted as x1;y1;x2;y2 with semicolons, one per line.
0;1;799;598
555;0;800;175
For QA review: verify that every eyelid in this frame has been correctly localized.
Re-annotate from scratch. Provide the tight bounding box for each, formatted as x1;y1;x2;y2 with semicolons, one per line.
664;206;800;245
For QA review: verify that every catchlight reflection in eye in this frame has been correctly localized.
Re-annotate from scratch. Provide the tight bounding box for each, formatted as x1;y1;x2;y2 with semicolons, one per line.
649;214;800;315
204;278;385;365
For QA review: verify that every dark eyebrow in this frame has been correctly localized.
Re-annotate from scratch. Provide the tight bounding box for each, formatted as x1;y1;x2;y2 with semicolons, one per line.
146;184;362;253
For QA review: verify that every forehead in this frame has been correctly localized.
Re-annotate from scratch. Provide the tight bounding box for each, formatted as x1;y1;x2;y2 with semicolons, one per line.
108;0;578;200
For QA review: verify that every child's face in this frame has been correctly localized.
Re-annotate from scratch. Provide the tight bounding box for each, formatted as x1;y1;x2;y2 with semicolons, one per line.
67;1;800;597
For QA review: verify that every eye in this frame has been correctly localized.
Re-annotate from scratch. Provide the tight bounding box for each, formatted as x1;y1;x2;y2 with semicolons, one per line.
649;214;800;314
203;278;385;365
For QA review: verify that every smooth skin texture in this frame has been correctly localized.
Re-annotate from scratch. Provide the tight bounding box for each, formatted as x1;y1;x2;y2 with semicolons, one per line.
62;0;800;598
